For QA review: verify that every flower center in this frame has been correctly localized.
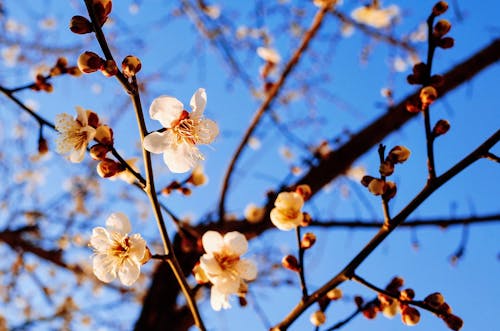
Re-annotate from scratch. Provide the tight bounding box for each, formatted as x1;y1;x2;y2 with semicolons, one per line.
279;207;300;220
214;252;240;271
110;236;130;260
68;127;90;150
172;110;198;144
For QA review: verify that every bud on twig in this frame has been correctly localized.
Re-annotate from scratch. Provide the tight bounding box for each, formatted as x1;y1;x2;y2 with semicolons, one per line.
434;19;451;37
122;55;142;78
379;160;394;176
432;1;449;16
387;145;411;164
433;119;450;136
301;232;316;249
424;292;445;309
90;144;109;160
438;37;455;49
38;137;49;155
95;125;114;146
296;184;312;201
326;288;343;301
78;51;104;73
310;310;326;327
97;158;123;178
401;306;420;326
382;181;397;200
101;59;118;77
400;288;415;301
442;314;463;331
281;255;300;272
69;15;93;34
420;86;438;107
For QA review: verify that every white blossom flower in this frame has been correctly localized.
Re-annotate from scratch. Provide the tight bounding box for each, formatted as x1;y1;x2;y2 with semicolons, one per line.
257;47;281;64
143;88;219;173
270;191;304;230
90;213;149;286
196;231;257;311
55;107;97;163
351;4;400;29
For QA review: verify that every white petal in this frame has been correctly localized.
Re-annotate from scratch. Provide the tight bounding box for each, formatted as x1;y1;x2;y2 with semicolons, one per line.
195;119;219;144
75;106;88;126
202;231;224;254
93;254;117;283
235;259;257;281
143;131;172;154
214;272;240;294
128;234;147;261
200;255;222;277
224;232;248;256
54;113;74;134
117;258;141;286
149;96;184;128
69;146;87;163
210;285;230;311
90;227;112;252
190;88;206;121
162;142;201;173
105;212;131;235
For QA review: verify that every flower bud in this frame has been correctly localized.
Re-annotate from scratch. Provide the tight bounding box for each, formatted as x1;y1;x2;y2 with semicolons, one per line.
310;311;326;327
379;160;394;176
86;110;100;129
437;302;452;314
69;15;93;34
97;158;123;178
101;59;118;77
67;66;82;76
94;125;114;146
362;305;378;319
38;137;49;155
326;288;343;301
442;314;463;331
386;276;404;292
382;300;399;318
188;165;207;186
296;184;312;201
433;119;450;136
122;55;142;78
93;0;113;26
424;292;445;309
244;204;265;223
361;175;375;187
281;255;300;272
368;178;385;196
382;181;397;200
401;306;420;326
77;51;104;73
438;37;454;49
400;288;415;301
432;1;449;16
412;62;427;77
300;212;312;227
193;263;209;284
434;19;451;37
140;247;152;264
420;86;438;106
90;144;109;160
406;74;420;85
301;232;316;249
387;146;411;164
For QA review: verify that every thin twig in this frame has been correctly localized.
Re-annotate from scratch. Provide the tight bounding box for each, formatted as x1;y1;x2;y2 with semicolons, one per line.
295;226;308;299
218;5;331;221
271;129;499;330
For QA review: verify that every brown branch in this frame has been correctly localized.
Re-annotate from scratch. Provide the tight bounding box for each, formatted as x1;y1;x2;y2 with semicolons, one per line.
271;129;499;330
218;5;332;220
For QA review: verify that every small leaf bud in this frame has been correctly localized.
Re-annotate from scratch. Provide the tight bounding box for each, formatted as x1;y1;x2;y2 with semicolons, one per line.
295;184;312;201
424;292;445;309
386;276;404;292
438;37;455;49
387;146;411;164
77;51;104;73
434;19;451;37
93;0;113;26
406;100;421;113
406;74;420;85
301;212;312;227
420;86;438;106
326;288;343;301
90;144;109;160
433;119;450;136
310;311;326;327
122;55;142;78
301;232;316;249
412;62;427;77
401;306;421;326
432;1;449;16
101;59;118;77
281;255;300;272
437;302;452;314
361;175;376;187
379;160;394;177
244;204;265;224
181;187;192;196
362;305;378;319
442;314;463;331
69;15;93;34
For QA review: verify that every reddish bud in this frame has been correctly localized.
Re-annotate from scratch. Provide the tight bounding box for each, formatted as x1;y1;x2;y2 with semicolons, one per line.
97;158;124;178
387;145;411;164
90;144;109;160
382;181;397;200
69;15;93;34
101;59;118;77
424;292;445;309
122;55;142;78
295;184;312;201
38;137;49;155
438;37;455;49
401;306;421;326
433;119;450;136
432;1;449;16
420;86;438;106
282;255;300;272
301;232;316;249
379;160;394;177
400;288;415;301
434;19;451;37
442;314;463;331
386;276;404;292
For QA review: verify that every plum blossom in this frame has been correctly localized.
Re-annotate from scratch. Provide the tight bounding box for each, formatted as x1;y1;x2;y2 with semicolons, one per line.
55;107;97;163
195;231;257;311
351;4;400;29
90;213;149;286
143;88;219;173
270;191;304;230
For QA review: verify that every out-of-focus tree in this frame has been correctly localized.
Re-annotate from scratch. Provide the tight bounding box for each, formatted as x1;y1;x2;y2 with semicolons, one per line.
0;1;498;331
